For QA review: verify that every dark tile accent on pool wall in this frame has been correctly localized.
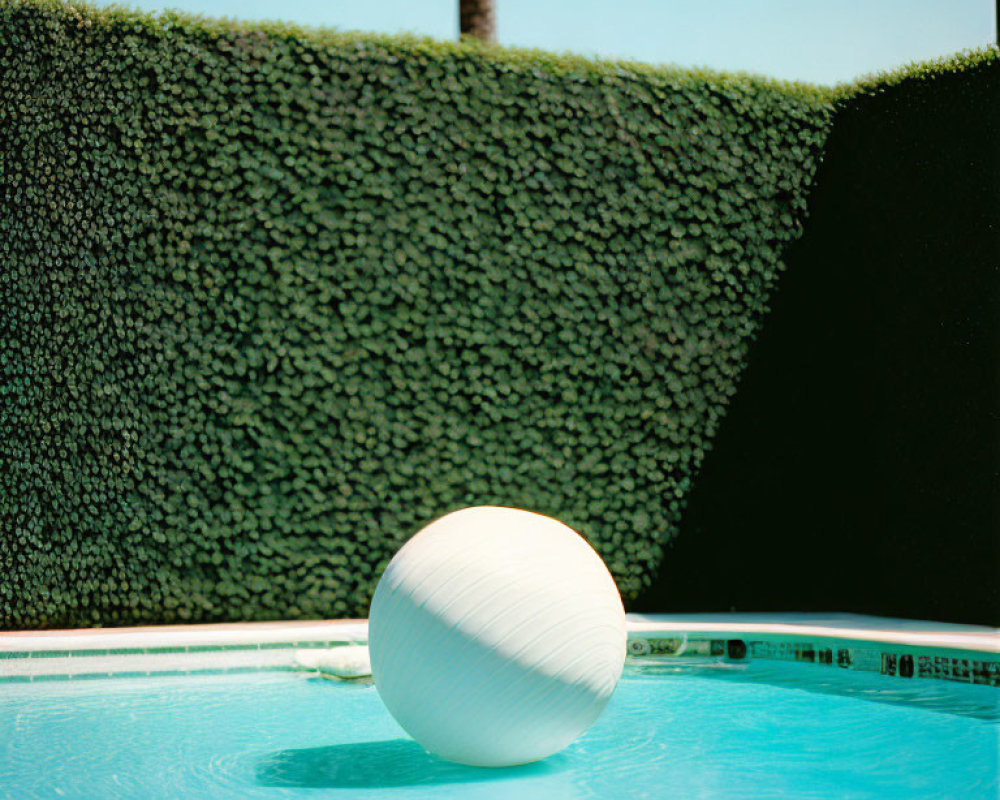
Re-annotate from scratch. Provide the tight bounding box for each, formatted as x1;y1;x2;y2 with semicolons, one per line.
628;640;651;656
900;655;914;677
727;640;747;660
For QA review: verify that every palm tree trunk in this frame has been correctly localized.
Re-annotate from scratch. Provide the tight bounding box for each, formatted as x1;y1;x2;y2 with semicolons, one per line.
460;0;496;44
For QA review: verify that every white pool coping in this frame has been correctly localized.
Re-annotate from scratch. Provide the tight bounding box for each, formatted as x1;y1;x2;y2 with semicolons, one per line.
0;619;371;680
0;618;368;653
627;613;1000;654
1;612;995;654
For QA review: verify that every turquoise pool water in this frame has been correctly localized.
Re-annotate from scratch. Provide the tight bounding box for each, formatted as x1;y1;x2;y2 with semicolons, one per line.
1;660;997;799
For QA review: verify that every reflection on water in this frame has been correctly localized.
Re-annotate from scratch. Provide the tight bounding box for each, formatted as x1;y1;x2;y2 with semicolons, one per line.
626;658;1000;721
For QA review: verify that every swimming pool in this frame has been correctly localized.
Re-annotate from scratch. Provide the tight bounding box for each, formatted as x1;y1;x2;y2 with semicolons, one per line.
2;658;996;799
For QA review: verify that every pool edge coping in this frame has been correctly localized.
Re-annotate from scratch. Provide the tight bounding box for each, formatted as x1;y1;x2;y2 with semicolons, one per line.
627;620;1000;654
1;613;996;654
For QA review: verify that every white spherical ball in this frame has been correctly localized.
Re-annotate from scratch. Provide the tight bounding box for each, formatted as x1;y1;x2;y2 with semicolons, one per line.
368;506;626;767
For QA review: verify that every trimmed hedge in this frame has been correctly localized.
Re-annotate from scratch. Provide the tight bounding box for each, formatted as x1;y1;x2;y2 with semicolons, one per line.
636;48;1000;624
833;46;998;100
1;0;833;627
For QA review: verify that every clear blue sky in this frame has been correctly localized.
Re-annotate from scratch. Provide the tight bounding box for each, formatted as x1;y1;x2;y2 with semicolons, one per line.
95;0;995;85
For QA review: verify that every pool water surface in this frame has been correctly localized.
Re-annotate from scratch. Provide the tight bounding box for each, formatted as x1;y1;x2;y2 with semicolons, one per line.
1;661;996;799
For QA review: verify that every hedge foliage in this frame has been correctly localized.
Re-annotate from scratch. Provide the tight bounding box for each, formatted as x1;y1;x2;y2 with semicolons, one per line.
833;45;998;101
636;46;1000;625
0;0;835;627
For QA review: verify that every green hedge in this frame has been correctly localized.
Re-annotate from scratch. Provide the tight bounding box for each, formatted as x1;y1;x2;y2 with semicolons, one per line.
636;47;1000;625
0;0;834;627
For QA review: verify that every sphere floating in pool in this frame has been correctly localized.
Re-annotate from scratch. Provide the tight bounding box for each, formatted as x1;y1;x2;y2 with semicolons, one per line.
368;505;627;767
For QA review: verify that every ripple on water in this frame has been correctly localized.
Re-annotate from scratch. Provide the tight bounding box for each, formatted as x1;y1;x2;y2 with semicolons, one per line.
0;667;996;800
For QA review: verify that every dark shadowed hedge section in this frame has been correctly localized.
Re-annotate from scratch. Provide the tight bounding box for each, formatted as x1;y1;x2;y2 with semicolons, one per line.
636;49;1000;625
0;0;838;627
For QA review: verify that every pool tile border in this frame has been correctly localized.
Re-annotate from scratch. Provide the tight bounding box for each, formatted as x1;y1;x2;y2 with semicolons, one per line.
0;664;304;683
0;633;361;683
1;615;995;687
627;635;1000;687
0;640;345;662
